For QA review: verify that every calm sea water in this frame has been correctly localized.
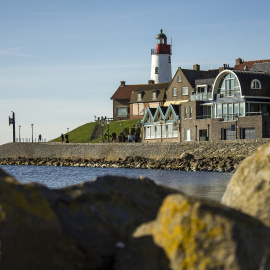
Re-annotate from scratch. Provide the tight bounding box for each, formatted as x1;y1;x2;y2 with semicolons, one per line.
0;165;232;201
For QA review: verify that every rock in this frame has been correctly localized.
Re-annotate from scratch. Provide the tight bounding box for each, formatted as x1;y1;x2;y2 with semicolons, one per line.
222;143;270;227
180;152;194;160
0;169;176;270
117;193;270;270
0;169;67;270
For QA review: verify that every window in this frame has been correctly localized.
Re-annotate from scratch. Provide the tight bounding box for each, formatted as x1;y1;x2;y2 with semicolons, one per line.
184;107;187;119
173;88;177;97
197;86;207;93
239;102;244;116
137;93;142;101
218;73;240;97
155;67;159;74
152;91;157;100
144;127;150;139
182;87;188;95
168;56;171;63
178;76;182;82
251;79;261;89
222;103;227;117
189;106;192;119
184;129;191;141
133;103;144;116
216;103;222;118
234;103;239;116
116;107;128;118
228;103;233;121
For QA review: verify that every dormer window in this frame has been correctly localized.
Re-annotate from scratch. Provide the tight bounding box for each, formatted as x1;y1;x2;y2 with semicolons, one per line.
152;90;159;100
251;79;261;89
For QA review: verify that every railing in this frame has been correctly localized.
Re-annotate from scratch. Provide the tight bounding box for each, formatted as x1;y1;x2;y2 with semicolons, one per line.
190;92;212;101
245;111;262;117
219;114;238;122
90;121;99;141
151;47;172;55
196;114;212;120
217;90;240;98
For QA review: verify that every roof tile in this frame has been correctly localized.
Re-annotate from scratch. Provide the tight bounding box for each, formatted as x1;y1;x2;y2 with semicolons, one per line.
234;59;270;70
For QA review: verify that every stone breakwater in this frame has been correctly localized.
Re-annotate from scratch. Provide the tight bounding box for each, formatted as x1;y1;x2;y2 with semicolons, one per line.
0;155;242;172
0;138;270;172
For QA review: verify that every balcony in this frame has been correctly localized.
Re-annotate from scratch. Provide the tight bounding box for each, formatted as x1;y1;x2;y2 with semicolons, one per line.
196;114;212;120
219;114;238;122
151;47;172;55
190;92;212;101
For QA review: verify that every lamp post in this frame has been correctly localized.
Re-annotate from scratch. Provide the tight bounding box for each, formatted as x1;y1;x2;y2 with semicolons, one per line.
160;120;163;143
19;125;21;142
31;124;33;143
9;111;16;142
107;120;110;143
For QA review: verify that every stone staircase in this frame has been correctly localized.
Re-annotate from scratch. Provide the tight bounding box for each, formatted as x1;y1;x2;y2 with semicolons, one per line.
92;124;103;140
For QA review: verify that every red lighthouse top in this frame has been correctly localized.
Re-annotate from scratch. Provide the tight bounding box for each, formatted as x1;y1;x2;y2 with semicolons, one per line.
155;29;171;55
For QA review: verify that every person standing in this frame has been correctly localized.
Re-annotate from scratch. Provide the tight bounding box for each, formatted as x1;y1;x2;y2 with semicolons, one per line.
61;133;64;143
65;133;69;143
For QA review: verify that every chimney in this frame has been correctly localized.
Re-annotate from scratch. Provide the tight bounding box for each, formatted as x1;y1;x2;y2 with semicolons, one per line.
148;80;155;84
193;64;200;71
120;81;126;87
235;58;243;65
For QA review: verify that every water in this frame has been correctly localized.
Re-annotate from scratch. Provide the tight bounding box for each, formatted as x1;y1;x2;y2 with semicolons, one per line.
0;165;232;201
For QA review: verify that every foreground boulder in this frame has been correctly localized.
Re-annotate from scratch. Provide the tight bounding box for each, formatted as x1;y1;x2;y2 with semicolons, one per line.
117;193;270;270
222;143;270;227
0;169;176;270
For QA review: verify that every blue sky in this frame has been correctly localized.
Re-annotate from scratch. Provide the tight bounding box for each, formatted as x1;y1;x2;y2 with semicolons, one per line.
1;0;270;144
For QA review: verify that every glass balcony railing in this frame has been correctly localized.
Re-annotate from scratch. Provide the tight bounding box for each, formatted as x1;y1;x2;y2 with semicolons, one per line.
196;114;212;120
190;92;212;101
219;114;238;121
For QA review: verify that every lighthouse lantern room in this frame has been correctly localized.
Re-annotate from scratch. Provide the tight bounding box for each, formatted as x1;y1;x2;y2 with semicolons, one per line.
150;29;172;84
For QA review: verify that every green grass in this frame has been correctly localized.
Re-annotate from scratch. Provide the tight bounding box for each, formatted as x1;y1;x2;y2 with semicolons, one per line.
51;119;141;143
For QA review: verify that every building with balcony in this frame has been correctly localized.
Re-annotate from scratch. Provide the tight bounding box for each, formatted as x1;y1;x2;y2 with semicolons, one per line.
141;59;270;142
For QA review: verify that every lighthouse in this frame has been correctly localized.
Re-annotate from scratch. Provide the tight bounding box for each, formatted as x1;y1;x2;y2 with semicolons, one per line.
150;29;172;83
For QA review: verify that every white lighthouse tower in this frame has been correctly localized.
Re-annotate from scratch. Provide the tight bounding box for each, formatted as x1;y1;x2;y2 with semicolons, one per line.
150;29;172;83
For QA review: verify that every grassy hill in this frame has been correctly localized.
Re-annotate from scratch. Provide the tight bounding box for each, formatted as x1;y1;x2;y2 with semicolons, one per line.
51;119;141;143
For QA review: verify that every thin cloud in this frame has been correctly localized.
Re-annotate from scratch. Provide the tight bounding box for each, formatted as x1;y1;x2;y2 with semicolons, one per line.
0;48;32;57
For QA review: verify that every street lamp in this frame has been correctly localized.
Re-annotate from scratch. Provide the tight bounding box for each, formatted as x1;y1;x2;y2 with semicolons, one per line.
107;120;110;143
160;120;163;143
9;111;15;142
19;125;21;142
31;124;33;143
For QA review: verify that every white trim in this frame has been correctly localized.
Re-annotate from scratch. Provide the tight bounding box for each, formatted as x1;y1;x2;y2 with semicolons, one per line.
181;86;188;96
243;96;270;99
212;70;241;99
251;79;261;89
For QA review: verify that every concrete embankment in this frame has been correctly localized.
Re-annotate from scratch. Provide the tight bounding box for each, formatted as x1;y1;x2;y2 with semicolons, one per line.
0;139;270;172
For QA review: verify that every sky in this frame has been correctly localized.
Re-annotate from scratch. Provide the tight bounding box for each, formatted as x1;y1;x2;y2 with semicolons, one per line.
1;0;270;145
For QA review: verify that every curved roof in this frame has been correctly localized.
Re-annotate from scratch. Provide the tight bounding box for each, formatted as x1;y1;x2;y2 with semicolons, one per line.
234;70;270;97
212;69;270;98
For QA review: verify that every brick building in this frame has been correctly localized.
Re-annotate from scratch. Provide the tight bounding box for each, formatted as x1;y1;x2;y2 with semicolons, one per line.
141;59;270;142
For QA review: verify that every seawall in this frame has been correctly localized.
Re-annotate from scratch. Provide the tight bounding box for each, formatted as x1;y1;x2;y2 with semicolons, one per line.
1;139;270;160
0;139;270;172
